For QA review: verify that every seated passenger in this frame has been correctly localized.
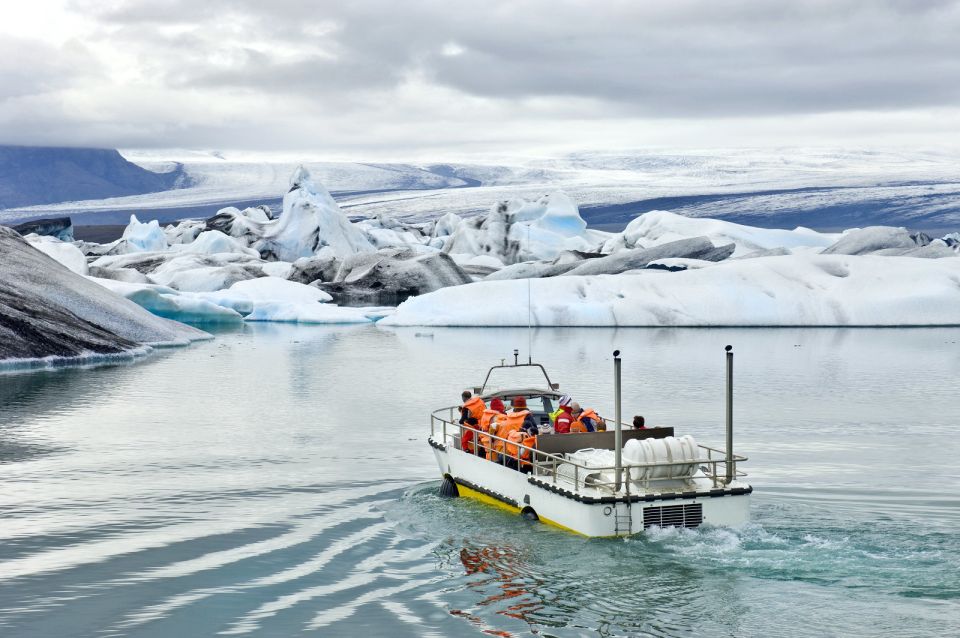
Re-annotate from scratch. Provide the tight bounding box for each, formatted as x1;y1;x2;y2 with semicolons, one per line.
571;403;600;432
553;395;575;434
459;390;485;454
493;396;538;464
508;396;539;435
632;415;646;430
479;398;506;460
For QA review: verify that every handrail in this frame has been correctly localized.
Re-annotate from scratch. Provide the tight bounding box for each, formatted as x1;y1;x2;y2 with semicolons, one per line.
478;363;559;395
430;409;748;493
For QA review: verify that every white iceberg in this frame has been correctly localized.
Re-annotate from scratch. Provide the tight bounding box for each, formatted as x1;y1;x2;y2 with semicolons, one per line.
25;235;89;275
122;215;169;252
822;226;920;256
227;276;333;303
258;166;374;261
244;302;373;324
90;278;244;324
175;230;260;257
614;210;839;257
380;254;960;327
438;192;605;264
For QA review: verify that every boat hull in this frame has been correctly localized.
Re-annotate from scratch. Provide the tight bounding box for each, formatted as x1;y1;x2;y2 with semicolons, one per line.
430;436;751;537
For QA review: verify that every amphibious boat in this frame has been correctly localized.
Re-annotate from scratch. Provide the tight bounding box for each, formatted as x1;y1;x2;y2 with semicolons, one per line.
428;347;751;537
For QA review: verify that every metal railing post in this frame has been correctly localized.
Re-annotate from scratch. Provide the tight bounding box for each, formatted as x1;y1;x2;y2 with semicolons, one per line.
614;350;623;492
725;345;734;485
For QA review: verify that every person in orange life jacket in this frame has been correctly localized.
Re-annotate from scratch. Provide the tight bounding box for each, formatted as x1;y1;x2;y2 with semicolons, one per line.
479;397;506;460
459;391;485;454
570;403;600;432
633;415;646;429
497;396;538;470
508;396;538;435
553;395;575;434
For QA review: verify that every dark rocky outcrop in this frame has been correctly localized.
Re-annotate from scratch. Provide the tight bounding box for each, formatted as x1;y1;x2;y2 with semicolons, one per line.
11;217;74;241
562;237;735;277
289;254;341;284
0;226;207;363
316;248;472;305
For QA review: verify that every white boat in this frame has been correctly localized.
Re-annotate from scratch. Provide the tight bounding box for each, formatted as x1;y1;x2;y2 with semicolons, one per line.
429;347;752;537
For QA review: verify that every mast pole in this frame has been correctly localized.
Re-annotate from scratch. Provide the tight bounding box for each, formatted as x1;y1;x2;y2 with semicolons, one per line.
725;345;734;484
614;350;623;492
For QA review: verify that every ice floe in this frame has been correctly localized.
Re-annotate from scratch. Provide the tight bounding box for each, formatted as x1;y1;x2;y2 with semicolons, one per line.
381;253;960;327
613;210;839;257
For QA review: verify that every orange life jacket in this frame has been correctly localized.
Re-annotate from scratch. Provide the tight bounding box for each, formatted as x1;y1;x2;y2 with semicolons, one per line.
569;420;587;433
519;435;537;467
479;409;503;460
463;396;486;421
505;430;523;458
479;409;501;431
581;408;603;431
460;396;486;454
493;410;529;456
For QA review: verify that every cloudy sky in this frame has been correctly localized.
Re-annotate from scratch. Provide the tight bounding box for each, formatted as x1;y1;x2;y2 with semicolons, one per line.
1;0;958;158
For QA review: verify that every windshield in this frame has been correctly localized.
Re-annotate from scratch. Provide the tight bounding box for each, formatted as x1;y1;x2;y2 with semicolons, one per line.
480;364;555;394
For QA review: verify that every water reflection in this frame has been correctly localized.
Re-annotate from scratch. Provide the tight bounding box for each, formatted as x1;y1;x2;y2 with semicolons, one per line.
0;325;958;637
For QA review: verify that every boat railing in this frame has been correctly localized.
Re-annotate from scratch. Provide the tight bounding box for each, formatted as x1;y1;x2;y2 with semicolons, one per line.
430;407;748;492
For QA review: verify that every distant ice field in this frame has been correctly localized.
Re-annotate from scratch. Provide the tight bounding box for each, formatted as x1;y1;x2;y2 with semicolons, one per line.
3;148;959;232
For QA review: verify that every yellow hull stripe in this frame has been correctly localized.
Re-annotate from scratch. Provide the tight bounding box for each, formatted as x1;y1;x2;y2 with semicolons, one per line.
454;481;590;537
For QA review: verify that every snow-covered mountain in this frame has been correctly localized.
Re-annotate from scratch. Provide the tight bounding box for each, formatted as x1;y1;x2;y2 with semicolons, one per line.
0;146;188;209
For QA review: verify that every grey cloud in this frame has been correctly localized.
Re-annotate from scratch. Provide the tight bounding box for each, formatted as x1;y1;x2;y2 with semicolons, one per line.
83;0;960;116
3;0;960;151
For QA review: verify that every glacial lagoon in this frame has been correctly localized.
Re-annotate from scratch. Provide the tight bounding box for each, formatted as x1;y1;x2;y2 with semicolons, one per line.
1;325;958;636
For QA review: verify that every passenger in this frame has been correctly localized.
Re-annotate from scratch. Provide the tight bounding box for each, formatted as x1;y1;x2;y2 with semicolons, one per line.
459;391;485;454
569;403;588;433
632;415;646;430
553;395;575;434
495;396;538;468
507;396;538;434
571;404;600;432
479;398;506;460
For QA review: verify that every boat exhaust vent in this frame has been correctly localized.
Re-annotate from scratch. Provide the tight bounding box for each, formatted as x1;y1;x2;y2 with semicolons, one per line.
643;503;703;530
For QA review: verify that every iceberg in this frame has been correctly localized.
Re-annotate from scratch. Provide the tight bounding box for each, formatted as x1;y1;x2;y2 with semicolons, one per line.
91;278;244;324
438;192;604;265
318;248;472;305
227;276;333;303
121;215;169;252
175;230;260;257
562;237;734;277
380;253;960;327
614;210;838;257
244;302;373;324
25;235;89;275
822;226;922;256
257;166;374;261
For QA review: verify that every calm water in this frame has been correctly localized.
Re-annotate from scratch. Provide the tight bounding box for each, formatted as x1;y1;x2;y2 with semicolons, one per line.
1;325;958;637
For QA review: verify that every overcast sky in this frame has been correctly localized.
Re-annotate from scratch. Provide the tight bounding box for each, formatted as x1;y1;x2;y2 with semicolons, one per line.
1;0;958;158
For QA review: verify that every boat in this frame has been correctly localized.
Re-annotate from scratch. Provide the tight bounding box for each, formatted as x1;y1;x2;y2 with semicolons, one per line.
428;347;752;537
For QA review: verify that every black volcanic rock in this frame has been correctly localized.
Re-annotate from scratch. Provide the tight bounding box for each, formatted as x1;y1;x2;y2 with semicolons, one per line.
11;216;74;240
0;226;207;363
316;248;472;305
0;146;190;209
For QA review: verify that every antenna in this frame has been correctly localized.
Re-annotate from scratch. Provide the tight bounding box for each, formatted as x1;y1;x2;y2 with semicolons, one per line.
527;224;533;364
